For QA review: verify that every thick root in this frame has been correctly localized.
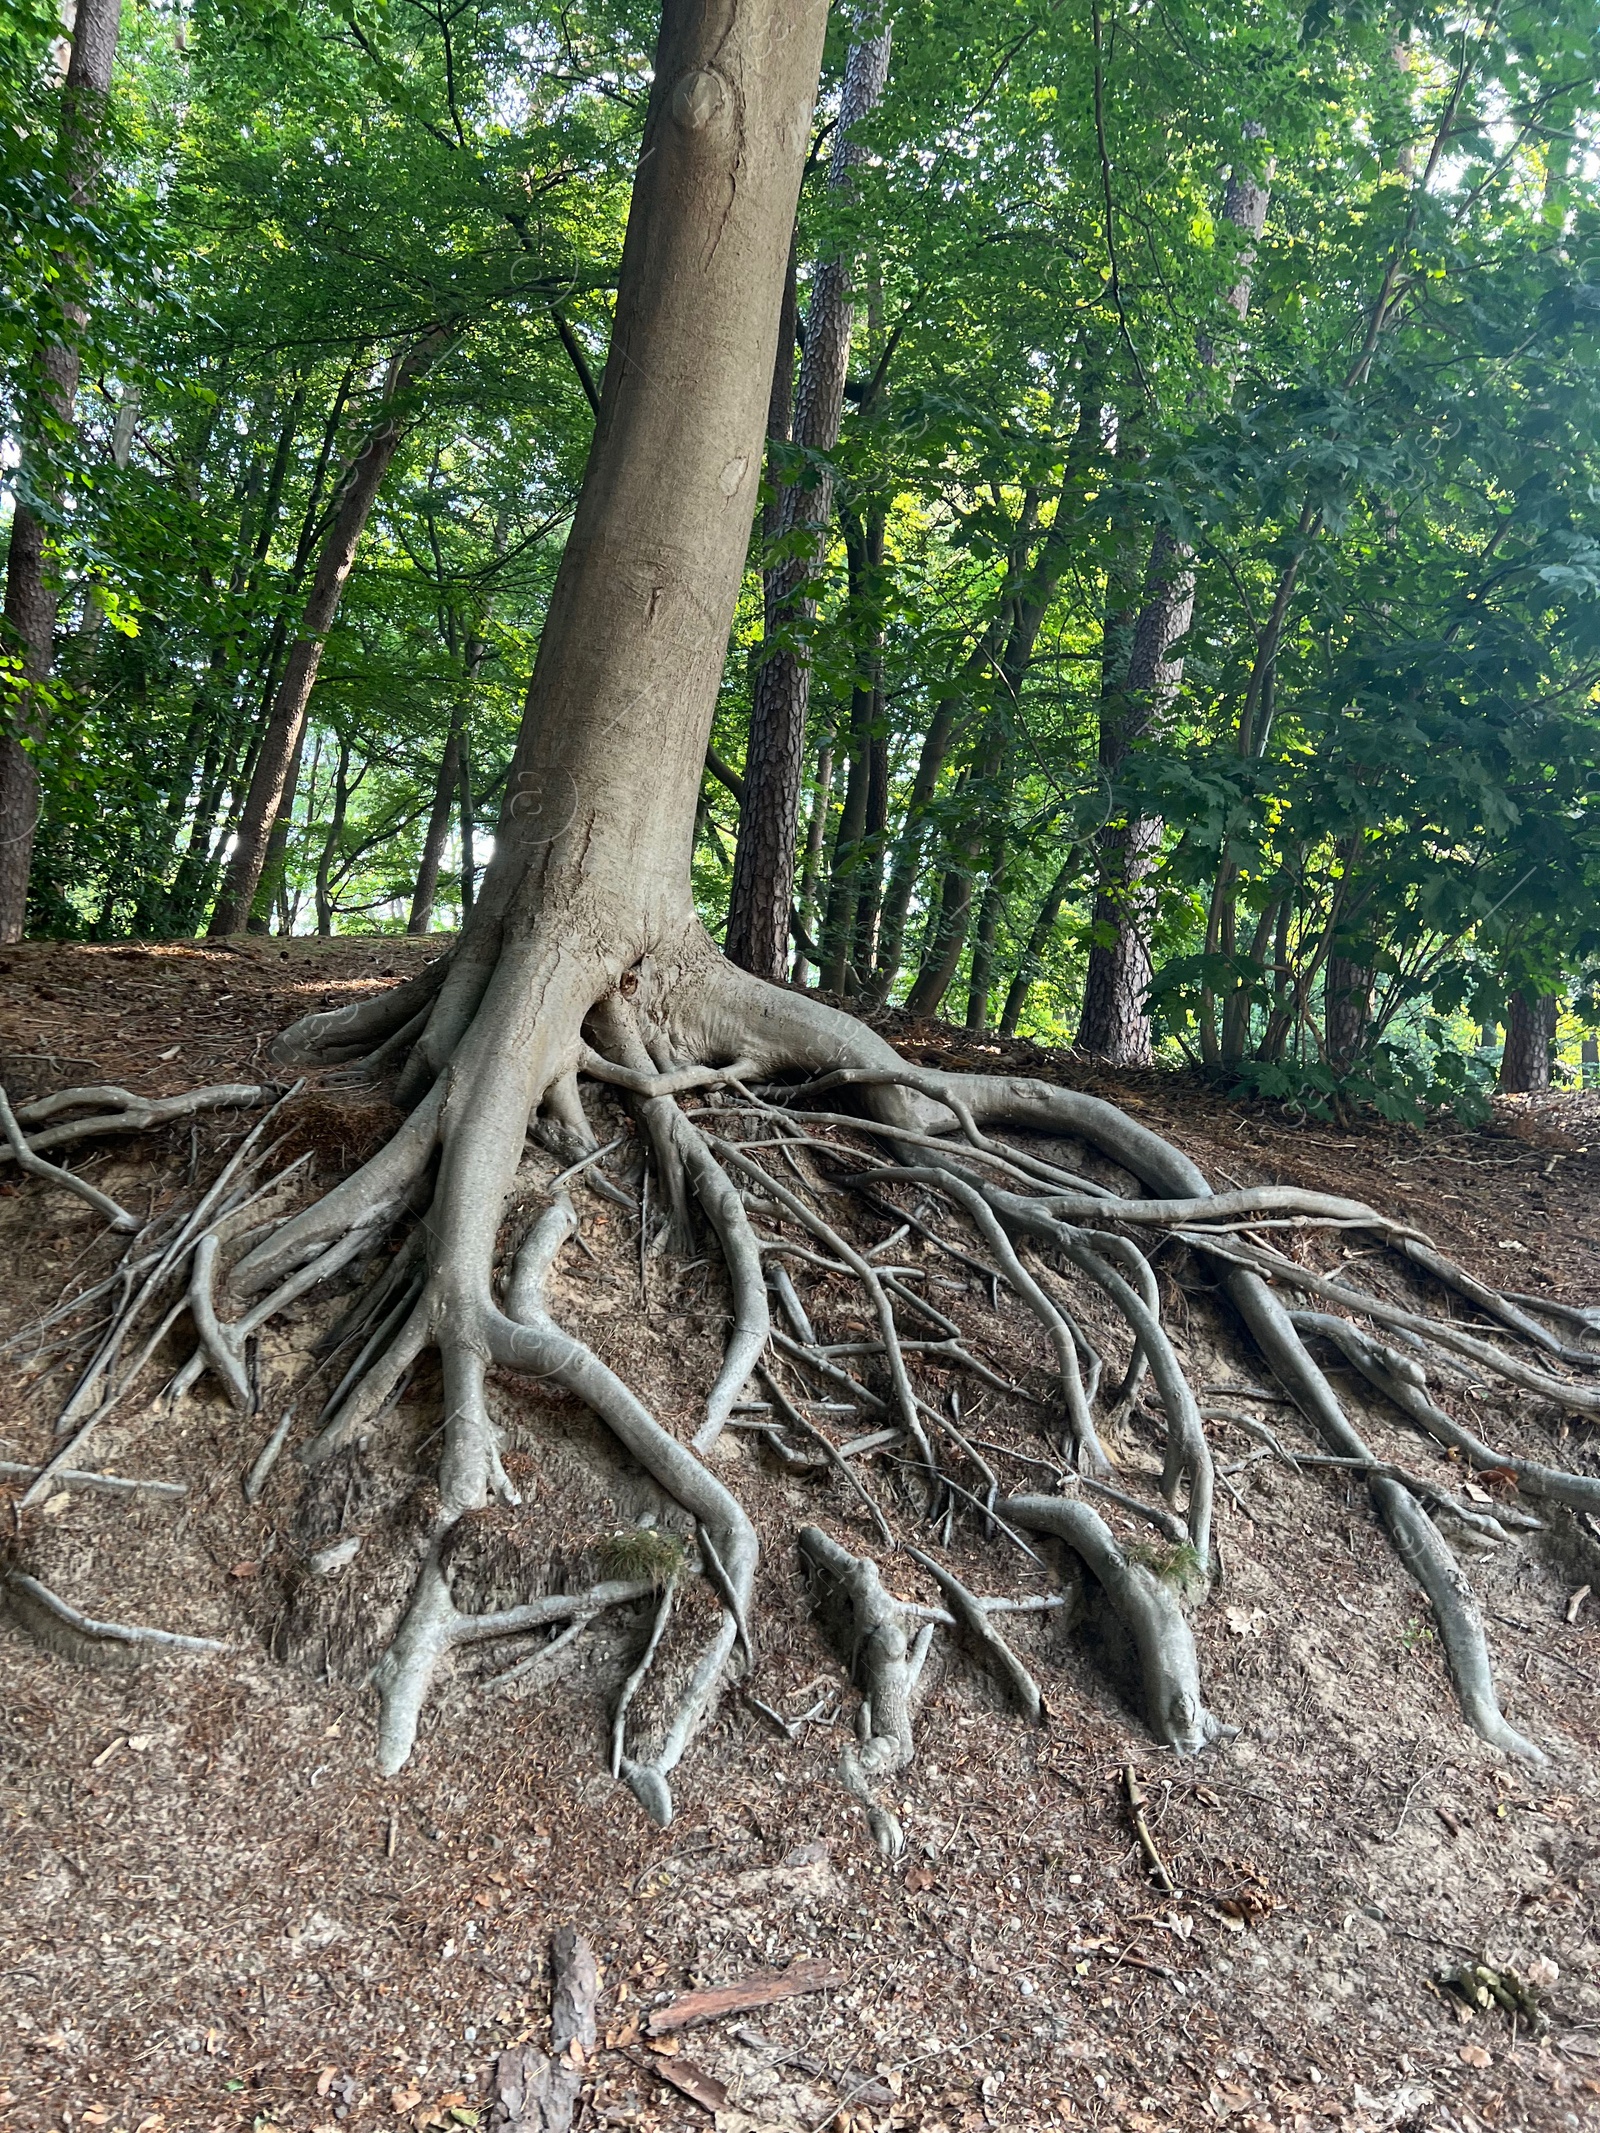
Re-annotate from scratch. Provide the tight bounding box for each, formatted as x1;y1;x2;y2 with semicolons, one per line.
1001;1495;1229;1752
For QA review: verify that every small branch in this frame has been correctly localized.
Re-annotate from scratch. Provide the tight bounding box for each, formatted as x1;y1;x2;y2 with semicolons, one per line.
1124;1763;1176;1893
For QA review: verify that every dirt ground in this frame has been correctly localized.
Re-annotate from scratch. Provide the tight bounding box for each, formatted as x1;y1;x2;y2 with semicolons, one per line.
2;936;1599;2133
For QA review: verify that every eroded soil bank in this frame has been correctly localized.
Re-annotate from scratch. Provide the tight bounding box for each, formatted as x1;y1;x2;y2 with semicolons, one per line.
2;938;1598;2133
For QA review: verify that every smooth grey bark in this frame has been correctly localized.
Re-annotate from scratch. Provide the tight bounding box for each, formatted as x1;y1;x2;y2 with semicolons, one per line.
207;330;449;934
0;0;122;941
724;15;893;980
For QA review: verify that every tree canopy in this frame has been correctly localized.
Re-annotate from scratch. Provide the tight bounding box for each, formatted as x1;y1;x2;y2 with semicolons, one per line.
5;0;1599;1113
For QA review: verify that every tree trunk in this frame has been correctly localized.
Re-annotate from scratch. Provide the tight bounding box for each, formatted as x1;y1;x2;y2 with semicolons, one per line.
315;736;353;936
965;875;1003;1030
458;730;477;919
1073;534;1194;1068
1078;140;1274;1066
791;726;834;984
206;331;449;934
866;616;1005;1003
723;15;892;980
999;844;1079;1036
817;505;885;993
408;717;463;935
0;0;122;942
1324;953;1374;1075
1498;989;1557;1094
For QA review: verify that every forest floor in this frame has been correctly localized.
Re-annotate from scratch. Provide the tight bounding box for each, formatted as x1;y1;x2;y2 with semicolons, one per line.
2;936;1599;2133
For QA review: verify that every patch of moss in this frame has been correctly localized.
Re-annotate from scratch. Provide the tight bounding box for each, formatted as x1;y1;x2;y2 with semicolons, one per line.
597;1526;686;1588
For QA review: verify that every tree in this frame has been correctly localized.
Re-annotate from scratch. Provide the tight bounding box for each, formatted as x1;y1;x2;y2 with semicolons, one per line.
0;0;122;942
9;0;1600;1849
724;10;893;981
207;328;452;934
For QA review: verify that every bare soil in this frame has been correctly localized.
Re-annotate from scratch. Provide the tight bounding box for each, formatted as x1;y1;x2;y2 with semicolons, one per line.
2;937;1598;2133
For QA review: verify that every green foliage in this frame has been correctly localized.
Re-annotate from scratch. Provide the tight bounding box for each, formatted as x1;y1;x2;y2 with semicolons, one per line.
597;1526;686;1590
4;0;1597;1126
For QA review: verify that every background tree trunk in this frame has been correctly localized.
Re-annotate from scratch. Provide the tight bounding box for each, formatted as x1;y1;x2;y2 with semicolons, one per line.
206;330;449;934
724;15;893;980
0;0;122;941
1498;989;1557;1093
1077;134;1273;1065
408;716;464;935
1324;952;1375;1074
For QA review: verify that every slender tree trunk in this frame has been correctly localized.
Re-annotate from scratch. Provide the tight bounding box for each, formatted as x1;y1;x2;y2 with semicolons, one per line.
0;0;122;941
408;717;464;935
817;506;885;992
999;844;1080;1036
1073;535;1194;1067
1324;952;1374;1074
315;736;353;936
1078;139;1274;1065
965;875;1004;1030
206;331;450;934
1498;989;1557;1094
791;726;834;983
851;725;890;976
724;14;893;979
866;616;1005;1003
458;731;476;918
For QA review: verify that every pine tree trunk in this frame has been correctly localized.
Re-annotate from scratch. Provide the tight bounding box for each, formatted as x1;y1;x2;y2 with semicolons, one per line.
723;16;892;979
0;0;122;941
206;331;449;934
1498;989;1557;1094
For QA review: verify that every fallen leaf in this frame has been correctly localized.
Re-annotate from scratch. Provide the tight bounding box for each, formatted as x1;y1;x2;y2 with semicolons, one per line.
1459;2045;1492;2068
1225;1607;1263;1638
905;1862;935;1892
1525;1955;1559;1989
230;1560;260;1580
317;2067;338;2097
128;1734;153;1752
391;2087;422;2113
43;1490;72;1517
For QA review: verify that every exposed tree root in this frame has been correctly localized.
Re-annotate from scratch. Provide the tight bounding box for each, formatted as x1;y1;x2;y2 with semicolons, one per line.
1001;1496;1228;1753
798;1524;931;1858
4;1572;227;1662
5;934;1592;1821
